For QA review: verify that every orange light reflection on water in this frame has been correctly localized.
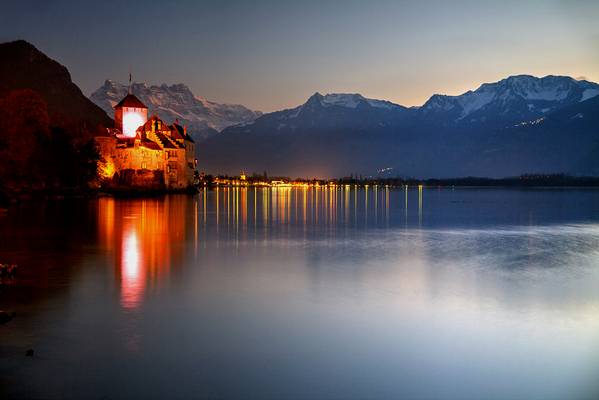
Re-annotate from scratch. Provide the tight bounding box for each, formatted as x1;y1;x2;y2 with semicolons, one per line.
95;187;427;310
97;197;189;310
121;228;143;309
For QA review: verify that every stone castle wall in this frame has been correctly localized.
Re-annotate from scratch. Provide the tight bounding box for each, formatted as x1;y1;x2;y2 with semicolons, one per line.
96;136;195;190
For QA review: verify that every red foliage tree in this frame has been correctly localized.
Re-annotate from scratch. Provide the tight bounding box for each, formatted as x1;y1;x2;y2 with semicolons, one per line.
0;89;50;188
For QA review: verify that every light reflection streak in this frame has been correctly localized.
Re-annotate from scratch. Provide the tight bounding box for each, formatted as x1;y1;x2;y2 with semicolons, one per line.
242;188;247;228
194;197;198;255
227;188;230;227
303;188;308;228
345;186;350;226
315;186;319;225
374;185;378;224
102;187;436;250
418;184;423;225
365;185;369;226
203;188;207;222
354;186;358;225
97;197;190;311
405;184;408;222
216;187;220;227
386;185;390;226
121;228;143;309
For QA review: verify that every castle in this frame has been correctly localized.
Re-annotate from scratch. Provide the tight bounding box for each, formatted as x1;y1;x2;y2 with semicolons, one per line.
95;93;196;190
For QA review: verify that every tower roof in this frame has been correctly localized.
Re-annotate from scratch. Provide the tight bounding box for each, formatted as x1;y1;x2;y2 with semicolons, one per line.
172;123;195;143
114;94;147;109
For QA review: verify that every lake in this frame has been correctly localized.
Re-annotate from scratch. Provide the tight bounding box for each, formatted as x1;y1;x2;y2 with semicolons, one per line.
1;187;599;399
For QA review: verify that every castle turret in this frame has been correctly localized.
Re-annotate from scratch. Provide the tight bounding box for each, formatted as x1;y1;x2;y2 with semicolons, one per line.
114;94;148;138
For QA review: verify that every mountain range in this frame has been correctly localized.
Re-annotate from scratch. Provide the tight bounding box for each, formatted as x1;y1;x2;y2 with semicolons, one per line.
420;75;598;124
90;80;261;141
200;76;599;177
3;40;599;178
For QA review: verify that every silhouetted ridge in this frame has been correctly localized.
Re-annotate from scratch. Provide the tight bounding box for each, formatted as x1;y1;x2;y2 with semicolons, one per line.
0;40;112;131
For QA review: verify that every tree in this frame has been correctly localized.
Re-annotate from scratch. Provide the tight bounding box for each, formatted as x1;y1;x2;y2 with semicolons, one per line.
0;89;49;187
0;89;100;192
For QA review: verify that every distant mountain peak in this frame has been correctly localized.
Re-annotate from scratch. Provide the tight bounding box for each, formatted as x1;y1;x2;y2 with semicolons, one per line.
321;93;365;108
90;80;262;141
305;92;324;103
422;74;599;122
303;92;404;111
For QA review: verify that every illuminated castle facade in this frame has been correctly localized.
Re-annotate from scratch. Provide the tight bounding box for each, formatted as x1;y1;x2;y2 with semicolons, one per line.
95;93;196;190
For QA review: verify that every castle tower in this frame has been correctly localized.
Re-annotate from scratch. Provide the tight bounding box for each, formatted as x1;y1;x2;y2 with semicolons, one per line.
114;94;148;138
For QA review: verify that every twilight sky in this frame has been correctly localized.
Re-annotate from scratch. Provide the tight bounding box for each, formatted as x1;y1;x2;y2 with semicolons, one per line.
1;0;598;111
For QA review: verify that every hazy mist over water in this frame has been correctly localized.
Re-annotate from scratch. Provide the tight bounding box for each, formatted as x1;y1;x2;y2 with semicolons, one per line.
1;188;599;399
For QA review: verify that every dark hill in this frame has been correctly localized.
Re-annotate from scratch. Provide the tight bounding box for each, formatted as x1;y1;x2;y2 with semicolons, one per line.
0;40;112;131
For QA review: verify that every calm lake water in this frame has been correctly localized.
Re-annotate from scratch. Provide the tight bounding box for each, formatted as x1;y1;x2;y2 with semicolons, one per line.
1;187;599;399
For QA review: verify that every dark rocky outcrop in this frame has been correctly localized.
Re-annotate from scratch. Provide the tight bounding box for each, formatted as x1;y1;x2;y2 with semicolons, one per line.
0;40;112;132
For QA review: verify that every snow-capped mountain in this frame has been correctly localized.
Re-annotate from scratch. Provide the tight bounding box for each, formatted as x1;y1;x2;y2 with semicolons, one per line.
268;92;404;120
200;75;599;178
199;92;411;176
422;75;599;123
319;93;403;110
90;80;261;141
236;92;407;134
